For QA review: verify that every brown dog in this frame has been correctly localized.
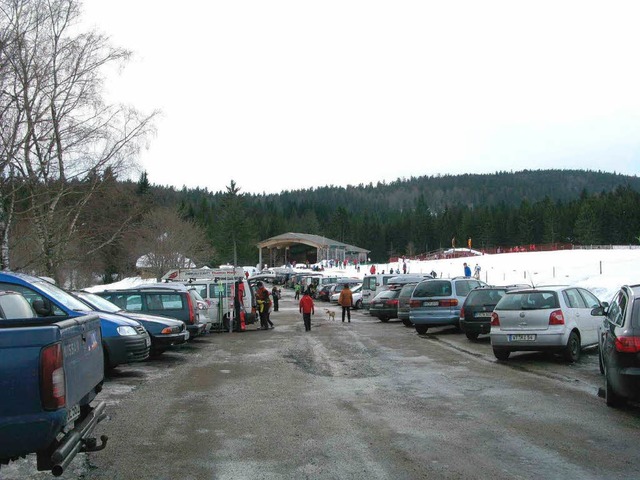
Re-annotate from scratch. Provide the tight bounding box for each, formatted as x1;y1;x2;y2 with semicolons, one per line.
325;309;335;321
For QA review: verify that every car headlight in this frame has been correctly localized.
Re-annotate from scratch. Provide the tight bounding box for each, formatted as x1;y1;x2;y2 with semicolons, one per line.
117;326;138;336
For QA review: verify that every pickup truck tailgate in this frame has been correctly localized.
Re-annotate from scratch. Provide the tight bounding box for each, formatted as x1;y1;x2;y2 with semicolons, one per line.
0;314;103;458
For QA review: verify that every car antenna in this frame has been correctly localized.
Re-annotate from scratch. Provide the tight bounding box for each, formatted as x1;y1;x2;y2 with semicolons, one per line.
526;271;536;288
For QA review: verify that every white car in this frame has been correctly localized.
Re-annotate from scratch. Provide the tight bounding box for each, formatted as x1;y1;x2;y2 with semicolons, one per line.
490;285;605;362
330;284;363;309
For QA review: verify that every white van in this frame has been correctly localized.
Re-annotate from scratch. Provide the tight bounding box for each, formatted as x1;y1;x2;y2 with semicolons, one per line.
361;274;395;309
162;268;257;331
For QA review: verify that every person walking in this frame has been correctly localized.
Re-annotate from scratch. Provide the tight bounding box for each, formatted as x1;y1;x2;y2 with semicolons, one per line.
338;283;353;323
473;263;481;280
463;262;472;278
299;289;315;332
255;281;274;329
271;286;280;311
294;283;301;300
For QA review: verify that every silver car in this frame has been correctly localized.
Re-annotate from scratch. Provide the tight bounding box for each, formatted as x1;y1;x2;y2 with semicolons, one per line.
490;285;604;362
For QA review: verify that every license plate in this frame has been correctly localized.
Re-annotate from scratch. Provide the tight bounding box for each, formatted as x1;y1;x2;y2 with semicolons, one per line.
475;312;492;318
145;337;151;347
424;301;439;307
508;334;536;342
66;404;80;425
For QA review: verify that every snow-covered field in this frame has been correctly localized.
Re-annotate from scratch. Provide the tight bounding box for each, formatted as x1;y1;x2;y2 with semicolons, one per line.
91;247;640;304
347;247;640;303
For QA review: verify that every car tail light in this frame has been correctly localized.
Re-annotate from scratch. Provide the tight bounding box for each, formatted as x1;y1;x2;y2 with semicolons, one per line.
41;342;65;410
615;336;640;353
459;307;465;319
490;312;500;326
385;299;398;306
549;310;565;325
409;300;421;308
440;299;458;307
186;294;195;324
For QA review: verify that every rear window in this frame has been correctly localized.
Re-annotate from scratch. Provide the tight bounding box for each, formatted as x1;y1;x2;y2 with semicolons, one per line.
496;291;559;311
413;280;452;298
632;298;640;328
399;283;417;299
0;293;36;319
465;289;507;307
375;290;400;300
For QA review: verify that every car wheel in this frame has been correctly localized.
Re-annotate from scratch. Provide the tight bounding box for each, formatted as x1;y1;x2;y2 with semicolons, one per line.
380;316;389;323
415;325;428;334
465;332;479;341
355;299;363;310
605;365;624;408
563;331;581;363
493;348;510;361
103;349;116;372
402;319;413;327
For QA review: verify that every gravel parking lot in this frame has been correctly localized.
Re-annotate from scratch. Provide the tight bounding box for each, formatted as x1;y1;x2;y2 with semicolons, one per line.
4;288;640;480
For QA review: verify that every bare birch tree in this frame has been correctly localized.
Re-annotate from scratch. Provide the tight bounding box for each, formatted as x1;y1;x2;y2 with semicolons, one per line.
0;0;157;281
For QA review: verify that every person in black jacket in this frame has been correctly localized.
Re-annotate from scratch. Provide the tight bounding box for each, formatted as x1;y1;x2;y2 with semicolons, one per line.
271;286;280;311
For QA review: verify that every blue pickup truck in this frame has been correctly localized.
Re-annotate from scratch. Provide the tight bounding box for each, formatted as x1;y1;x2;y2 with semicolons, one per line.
0;272;151;370
0;290;107;475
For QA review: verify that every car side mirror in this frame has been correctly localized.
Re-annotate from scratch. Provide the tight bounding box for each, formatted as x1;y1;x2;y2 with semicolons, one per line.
590;305;605;316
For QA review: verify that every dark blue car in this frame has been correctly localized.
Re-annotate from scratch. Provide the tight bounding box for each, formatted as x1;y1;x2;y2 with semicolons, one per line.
73;290;189;355
0;272;150;369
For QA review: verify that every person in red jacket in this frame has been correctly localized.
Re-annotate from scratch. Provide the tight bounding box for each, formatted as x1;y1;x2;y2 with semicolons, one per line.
299;289;315;332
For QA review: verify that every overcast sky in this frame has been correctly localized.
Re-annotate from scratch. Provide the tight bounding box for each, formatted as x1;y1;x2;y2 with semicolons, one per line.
81;0;640;195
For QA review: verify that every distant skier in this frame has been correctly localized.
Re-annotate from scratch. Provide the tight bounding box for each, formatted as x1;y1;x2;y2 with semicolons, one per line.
474;263;481;280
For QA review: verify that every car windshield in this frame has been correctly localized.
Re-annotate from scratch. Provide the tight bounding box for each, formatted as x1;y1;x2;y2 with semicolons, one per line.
77;292;121;313
413;280;452;297
189;289;205;302
33;279;90;311
496;291;559;310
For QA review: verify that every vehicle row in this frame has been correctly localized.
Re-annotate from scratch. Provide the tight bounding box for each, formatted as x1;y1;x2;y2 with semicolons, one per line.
367;275;640;408
0;272;234;371
0;268;261;474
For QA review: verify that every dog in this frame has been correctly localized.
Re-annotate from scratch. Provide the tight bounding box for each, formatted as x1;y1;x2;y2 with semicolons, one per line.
325;309;335;321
